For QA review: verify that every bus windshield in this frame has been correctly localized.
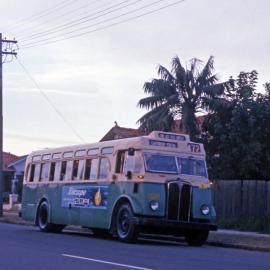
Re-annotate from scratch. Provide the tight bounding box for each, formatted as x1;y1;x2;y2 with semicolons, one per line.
144;153;207;177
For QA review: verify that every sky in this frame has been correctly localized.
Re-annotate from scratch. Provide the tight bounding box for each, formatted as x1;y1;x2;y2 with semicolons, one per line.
0;0;269;156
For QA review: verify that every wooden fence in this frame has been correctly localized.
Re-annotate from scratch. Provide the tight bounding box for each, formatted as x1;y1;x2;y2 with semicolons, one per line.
212;180;270;228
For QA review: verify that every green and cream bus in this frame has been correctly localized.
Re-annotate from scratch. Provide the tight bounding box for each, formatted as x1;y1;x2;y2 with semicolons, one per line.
21;131;217;246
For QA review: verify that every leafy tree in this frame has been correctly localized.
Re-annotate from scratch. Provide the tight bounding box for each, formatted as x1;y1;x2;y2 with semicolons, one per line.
203;71;270;179
137;56;227;140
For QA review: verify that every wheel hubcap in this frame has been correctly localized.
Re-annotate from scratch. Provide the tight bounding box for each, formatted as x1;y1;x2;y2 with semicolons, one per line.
118;209;130;237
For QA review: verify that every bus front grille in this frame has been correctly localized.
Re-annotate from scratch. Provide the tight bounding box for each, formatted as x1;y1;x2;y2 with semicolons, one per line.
167;181;192;222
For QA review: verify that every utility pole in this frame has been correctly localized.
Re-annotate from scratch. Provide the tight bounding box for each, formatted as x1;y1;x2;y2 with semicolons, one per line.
0;33;17;217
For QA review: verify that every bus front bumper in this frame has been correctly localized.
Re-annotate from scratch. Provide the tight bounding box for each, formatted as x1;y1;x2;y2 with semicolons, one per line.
134;216;218;231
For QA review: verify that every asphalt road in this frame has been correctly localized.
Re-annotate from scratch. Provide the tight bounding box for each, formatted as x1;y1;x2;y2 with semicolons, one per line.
0;223;269;270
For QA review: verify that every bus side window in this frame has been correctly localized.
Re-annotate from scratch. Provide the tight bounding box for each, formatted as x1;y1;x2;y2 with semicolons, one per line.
49;162;56;181
33;164;41;182
72;160;79;180
115;151;126;173
54;161;61;181
40;163;50;182
29;164;35;182
65;160;73;181
77;160;85;180
85;159;98;180
60;161;67;181
99;158;110;179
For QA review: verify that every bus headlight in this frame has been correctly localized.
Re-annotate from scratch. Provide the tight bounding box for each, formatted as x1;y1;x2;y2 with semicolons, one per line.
200;204;210;216
149;201;159;211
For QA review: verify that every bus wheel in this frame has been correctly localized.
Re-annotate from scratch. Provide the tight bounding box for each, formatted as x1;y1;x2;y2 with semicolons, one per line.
116;203;138;243
37;201;64;233
185;230;209;246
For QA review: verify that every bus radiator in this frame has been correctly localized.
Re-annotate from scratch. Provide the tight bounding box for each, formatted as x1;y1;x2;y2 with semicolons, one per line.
167;182;191;222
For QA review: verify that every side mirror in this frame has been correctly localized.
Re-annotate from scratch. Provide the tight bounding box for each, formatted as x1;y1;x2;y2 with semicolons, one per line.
126;171;132;180
128;148;135;156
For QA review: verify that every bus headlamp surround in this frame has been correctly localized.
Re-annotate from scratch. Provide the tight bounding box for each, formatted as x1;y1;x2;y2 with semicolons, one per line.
200;204;210;216
149;200;159;211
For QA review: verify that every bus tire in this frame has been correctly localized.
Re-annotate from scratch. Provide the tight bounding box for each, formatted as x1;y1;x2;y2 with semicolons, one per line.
185;229;209;246
116;203;138;243
37;201;64;233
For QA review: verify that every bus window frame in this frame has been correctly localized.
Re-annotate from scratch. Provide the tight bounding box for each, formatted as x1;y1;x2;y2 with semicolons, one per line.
115;150;126;173
84;158;99;180
54;161;62;181
40;162;50;182
28;164;35;182
60;161;67;181
77;159;86;180
33;163;41;182
99;157;111;179
49;162;56;182
72;160;80;180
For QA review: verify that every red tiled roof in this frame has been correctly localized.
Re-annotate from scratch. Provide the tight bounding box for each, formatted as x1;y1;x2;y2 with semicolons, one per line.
100;125;145;142
3;152;19;171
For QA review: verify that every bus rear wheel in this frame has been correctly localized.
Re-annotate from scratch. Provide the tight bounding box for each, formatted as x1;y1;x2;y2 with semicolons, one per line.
116;203;138;243
185;229;209;246
37;201;64;233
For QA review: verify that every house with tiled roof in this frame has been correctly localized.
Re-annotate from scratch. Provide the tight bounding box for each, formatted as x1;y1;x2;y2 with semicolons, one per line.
2;152;19;201
100;122;145;142
2;152;27;201
101;116;206;142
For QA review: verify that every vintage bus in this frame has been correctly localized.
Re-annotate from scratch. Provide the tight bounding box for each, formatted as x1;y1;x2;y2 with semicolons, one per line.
21;131;217;246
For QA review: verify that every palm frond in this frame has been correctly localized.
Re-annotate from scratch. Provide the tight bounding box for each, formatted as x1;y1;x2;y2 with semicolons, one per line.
158;65;175;82
171;56;186;84
197;56;215;83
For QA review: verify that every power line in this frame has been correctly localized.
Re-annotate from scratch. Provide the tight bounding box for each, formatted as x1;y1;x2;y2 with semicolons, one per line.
15;56;86;143
16;0;106;39
21;0;185;49
19;0;138;42
6;0;79;34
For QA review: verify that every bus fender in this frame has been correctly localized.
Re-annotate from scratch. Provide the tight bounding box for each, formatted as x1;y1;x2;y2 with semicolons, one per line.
109;195;143;230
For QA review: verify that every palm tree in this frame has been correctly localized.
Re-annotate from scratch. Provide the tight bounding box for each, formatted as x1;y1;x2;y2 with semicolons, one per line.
137;56;227;140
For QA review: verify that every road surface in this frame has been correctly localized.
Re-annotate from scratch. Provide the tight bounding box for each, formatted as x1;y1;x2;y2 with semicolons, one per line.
0;223;269;270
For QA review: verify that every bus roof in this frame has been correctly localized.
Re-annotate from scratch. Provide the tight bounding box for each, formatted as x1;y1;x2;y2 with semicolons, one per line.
27;131;205;163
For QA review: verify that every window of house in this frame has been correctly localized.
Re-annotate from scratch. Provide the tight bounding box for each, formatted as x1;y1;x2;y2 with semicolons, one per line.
40;163;50;182
99;158;110;179
85;158;98;180
49;162;56;181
